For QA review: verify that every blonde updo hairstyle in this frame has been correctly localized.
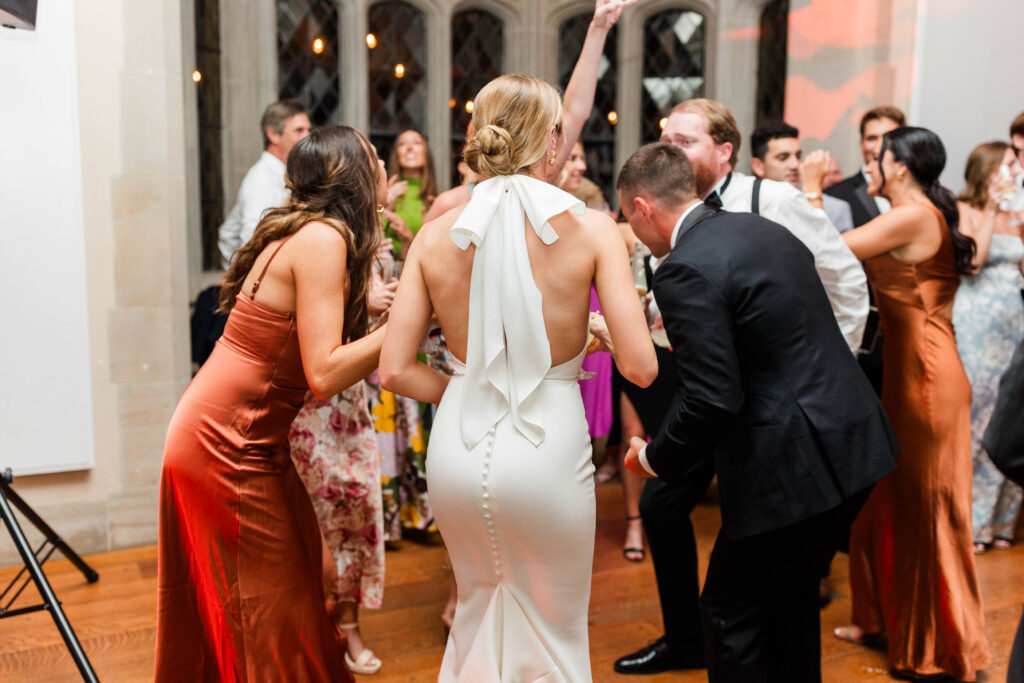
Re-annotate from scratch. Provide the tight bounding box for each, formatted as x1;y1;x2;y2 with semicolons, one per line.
463;75;563;178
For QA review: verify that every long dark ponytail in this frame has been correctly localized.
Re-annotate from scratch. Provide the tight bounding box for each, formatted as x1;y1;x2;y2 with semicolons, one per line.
877;127;975;275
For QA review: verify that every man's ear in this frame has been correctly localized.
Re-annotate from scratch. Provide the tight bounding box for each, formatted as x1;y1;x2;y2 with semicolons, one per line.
718;141;734;168
266;126;281;147
750;157;766;179
634;196;653;222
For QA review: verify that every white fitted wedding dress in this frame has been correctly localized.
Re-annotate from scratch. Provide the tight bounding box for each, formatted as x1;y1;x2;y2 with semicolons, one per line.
426;174;595;682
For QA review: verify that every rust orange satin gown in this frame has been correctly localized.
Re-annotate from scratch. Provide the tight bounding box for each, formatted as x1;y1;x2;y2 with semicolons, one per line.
848;210;990;680
156;292;351;682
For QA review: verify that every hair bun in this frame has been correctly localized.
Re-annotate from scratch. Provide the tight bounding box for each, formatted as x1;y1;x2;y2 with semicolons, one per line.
464;123;519;177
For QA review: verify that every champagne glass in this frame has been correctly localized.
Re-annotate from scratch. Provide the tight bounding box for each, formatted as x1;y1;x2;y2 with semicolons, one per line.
630;244;648;298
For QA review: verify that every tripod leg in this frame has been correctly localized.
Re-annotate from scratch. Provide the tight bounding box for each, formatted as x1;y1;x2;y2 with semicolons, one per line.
0;481;98;583
0;486;100;682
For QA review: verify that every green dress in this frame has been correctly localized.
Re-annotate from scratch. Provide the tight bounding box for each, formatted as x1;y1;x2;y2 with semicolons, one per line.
385;177;425;255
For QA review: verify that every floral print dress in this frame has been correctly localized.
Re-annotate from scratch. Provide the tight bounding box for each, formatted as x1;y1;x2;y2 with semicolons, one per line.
289;381;385;610
953;232;1024;544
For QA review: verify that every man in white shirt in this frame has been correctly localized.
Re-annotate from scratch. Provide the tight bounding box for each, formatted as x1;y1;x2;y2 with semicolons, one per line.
748;120;855;234
613;98;868;676
663;99;868;351
217;99;311;269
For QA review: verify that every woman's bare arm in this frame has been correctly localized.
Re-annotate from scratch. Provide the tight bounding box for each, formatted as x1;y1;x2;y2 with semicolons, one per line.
292;222;387;400
842;203;940;262
379;237;451;404
591;213;658;387
554;0;637;176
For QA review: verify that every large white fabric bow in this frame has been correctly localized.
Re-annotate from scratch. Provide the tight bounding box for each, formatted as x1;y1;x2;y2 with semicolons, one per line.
450;174;585;449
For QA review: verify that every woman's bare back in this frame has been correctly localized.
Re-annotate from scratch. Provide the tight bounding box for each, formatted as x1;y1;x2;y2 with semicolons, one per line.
415;203;611;366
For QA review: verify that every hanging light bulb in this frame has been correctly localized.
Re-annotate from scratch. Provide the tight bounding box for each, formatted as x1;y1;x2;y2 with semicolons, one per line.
192;70;202;83
394;63;406;78
659;117;668;130
366;33;377;49
465;100;474;113
312;37;325;54
607;110;618;125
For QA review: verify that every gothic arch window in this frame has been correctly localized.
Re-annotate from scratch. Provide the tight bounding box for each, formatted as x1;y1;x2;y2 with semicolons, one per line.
642;8;706;143
277;0;340;126
450;8;504;187
558;12;617;207
367;0;428;162
756;0;789;126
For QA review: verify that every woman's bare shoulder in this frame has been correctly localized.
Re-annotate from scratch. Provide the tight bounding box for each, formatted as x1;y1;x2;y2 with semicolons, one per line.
285;221;349;262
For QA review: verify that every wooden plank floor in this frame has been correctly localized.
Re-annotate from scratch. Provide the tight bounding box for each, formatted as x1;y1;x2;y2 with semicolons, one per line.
0;481;1020;682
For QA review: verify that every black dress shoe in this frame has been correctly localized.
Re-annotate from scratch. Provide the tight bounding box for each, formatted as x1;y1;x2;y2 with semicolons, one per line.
613;637;706;674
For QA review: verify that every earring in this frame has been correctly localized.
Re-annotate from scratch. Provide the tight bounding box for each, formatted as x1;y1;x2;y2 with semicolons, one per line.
377;204;384;214
548;151;556;165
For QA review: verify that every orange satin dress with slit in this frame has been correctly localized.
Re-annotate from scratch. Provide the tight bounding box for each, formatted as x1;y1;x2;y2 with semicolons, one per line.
156;245;351;682
848;208;990;680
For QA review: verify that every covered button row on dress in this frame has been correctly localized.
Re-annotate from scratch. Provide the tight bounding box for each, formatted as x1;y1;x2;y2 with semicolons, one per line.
481;426;501;579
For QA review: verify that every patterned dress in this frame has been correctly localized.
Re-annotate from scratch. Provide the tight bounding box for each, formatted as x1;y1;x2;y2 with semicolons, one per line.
366;372;435;541
365;247;438;542
289;381;385;610
953;232;1024;544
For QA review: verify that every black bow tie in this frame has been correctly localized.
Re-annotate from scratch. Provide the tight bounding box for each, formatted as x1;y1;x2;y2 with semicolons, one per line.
703;173;731;211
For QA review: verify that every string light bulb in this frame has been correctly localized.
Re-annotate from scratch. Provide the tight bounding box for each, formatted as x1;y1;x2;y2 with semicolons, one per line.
659;117;668;130
312;37;325;54
366;33;377;49
394;63;406;78
465;100;474;113
192;70;202;83
607;110;618;125
449;98;456;108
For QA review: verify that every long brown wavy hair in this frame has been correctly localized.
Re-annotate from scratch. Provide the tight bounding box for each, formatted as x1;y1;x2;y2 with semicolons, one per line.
219;124;382;341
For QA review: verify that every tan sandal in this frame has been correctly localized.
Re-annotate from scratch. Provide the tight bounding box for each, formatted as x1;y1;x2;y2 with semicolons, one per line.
339;622;382;675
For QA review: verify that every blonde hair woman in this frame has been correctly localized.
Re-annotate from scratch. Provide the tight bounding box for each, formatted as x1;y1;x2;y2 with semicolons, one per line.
379;71;656;679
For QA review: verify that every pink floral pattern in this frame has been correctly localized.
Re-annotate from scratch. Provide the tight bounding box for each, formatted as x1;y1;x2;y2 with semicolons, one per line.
289;380;384;610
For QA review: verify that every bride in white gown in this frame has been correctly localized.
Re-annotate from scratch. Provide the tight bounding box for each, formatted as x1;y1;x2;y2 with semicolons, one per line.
380;74;657;681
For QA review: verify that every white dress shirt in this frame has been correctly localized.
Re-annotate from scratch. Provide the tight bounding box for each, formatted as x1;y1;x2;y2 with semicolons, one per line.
709;172;868;353
217;151;289;269
822;194;854;234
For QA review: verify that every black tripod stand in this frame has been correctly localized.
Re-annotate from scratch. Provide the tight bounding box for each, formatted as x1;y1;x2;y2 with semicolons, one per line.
0;468;100;682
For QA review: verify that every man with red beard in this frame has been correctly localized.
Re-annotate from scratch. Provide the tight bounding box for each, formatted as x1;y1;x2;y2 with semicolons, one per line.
613;98;868;676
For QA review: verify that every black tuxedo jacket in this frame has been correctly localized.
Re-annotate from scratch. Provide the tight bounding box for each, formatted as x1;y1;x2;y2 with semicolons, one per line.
983;338;1024;486
825;172;879;227
647;204;898;539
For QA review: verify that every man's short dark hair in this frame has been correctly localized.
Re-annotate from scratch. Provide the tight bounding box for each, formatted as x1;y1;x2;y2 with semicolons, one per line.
750;121;800;161
859;106;906;138
617;143;697;210
1011;111;1024;139
261;99;307;148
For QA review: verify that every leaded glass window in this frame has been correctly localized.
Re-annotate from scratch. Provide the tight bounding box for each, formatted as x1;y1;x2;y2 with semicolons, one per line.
195;0;222;269
368;0;427;163
642;9;706;143
756;0;789;127
277;0;340;126
558;13;617;208
450;9;504;187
